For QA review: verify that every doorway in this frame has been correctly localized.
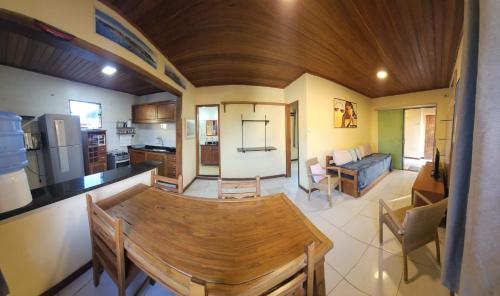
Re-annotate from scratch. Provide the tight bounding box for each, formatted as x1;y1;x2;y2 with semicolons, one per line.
286;101;299;183
196;105;220;177
403;107;437;171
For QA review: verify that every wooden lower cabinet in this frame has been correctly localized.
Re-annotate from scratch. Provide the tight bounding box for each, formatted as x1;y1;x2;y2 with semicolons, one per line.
129;150;146;164
200;145;219;165
129;148;176;178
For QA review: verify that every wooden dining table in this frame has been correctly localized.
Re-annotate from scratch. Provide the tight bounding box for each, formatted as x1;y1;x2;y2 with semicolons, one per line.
97;184;333;295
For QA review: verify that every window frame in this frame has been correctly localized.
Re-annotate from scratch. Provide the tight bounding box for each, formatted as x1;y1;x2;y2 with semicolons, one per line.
69;99;103;129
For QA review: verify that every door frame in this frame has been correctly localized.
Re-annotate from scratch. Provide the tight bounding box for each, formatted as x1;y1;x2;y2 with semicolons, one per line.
285;101;299;179
195;104;221;178
402;105;437;169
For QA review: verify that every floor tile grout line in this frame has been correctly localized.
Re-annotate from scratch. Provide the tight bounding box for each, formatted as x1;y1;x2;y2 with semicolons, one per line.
70;277;92;296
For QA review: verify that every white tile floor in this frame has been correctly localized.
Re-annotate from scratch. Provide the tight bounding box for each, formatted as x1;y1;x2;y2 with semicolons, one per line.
59;163;449;296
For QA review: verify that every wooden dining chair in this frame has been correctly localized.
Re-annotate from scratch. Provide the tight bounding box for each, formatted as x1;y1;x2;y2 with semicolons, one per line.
86;194;142;296
151;173;183;193
217;176;261;199
266;243;316;296
306;157;341;207
379;190;448;282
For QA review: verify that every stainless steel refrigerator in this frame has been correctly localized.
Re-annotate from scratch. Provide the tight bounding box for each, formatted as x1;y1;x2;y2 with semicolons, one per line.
39;114;84;184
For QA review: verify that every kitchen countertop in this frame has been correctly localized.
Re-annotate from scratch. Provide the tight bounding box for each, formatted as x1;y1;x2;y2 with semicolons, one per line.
128;145;176;154
0;161;161;221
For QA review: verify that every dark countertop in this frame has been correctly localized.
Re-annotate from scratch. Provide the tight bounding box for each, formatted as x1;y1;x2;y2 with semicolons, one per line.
0;161;161;221
128;145;176;154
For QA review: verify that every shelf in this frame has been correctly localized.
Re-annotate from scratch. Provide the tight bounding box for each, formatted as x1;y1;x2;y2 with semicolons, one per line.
222;101;286;112
237;146;277;153
242;119;269;123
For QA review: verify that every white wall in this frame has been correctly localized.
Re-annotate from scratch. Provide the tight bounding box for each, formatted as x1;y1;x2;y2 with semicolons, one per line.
195;85;286;178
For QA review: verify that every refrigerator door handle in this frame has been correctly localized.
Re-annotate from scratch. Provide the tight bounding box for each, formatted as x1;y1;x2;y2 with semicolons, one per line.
54;119;67;146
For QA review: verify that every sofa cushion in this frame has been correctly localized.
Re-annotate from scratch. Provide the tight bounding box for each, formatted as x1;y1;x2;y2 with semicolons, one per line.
333;149;353;165
362;144;372;157
348;148;358;162
310;163;325;183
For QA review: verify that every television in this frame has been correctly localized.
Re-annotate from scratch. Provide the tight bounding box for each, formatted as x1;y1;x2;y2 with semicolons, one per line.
431;148;441;179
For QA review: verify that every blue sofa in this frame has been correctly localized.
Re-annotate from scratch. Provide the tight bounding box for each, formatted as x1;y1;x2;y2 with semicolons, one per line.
326;153;392;197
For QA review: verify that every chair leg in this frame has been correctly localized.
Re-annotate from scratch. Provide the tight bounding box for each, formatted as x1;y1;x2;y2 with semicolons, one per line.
308;187;312;200
379;221;383;245
378;203;383;244
403;248;409;282
327;186;332;208
435;236;441;266
92;259;100;287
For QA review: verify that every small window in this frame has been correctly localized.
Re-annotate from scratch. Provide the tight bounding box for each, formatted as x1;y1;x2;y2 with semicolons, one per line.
69;100;102;129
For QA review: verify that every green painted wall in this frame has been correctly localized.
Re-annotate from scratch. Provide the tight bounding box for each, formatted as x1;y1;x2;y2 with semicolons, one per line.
378;109;404;169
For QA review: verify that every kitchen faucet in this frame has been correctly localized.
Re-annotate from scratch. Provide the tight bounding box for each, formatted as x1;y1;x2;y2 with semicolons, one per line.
156;136;164;146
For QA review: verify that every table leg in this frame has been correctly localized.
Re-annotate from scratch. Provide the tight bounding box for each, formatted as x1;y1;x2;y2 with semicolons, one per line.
313;259;326;296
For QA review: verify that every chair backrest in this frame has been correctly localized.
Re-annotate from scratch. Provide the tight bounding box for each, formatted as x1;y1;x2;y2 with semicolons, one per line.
402;197;448;247
266;243;315;296
217;177;261;199
85;194;126;286
305;157;320;184
151;173;183;193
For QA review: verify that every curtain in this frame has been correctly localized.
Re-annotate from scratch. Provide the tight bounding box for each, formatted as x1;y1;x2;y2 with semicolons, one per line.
441;0;479;293
443;0;500;294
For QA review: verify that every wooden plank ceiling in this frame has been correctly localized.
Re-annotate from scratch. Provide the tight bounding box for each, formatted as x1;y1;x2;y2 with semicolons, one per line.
106;0;463;97
0;10;176;96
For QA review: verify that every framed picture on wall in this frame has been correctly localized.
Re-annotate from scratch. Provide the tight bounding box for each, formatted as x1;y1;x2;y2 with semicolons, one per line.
334;98;358;128
185;119;195;139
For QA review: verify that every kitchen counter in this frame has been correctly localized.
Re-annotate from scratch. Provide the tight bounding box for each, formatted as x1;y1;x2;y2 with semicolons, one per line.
0;160;161;221
128;145;176;154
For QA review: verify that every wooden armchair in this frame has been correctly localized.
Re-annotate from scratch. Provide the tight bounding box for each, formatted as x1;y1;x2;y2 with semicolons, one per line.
217;177;261;199
306;157;341;207
86;194;142;296
151;173;183;193
379;191;448;282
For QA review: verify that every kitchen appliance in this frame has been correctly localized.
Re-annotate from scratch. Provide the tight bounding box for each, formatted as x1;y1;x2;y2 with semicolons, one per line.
107;150;130;169
39;114;85;184
0;111;32;213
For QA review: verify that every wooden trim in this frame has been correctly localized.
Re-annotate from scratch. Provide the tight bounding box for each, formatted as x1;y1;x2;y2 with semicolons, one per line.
285;103;291;177
40;261;92;296
221;101;286;112
183;177;197;191
176;96;183;180
221;174;285;181
195;104;221;177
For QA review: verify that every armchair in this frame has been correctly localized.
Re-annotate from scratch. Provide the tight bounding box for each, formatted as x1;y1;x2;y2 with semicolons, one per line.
379;190;448;282
306;157;341;207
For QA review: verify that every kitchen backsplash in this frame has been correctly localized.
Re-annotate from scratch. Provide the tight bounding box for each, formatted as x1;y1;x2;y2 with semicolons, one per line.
132;122;176;147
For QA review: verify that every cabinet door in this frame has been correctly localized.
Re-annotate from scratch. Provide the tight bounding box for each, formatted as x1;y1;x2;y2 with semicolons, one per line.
212;146;219;165
145;152;166;176
129;150;146;164
133;104;157;123
157;102;176;121
165;154;176;178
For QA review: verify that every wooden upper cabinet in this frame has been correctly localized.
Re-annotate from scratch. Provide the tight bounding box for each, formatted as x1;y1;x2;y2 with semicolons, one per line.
133;104;157;122
132;101;176;123
157;102;176;121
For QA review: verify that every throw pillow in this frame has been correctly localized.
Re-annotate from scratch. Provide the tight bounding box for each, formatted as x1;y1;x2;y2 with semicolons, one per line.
333;149;353;165
310;163;325;183
355;146;364;159
348;148;358;162
363;144;372;156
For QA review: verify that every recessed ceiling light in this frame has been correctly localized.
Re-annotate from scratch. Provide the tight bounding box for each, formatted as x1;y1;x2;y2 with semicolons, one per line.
102;66;117;76
377;70;388;79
